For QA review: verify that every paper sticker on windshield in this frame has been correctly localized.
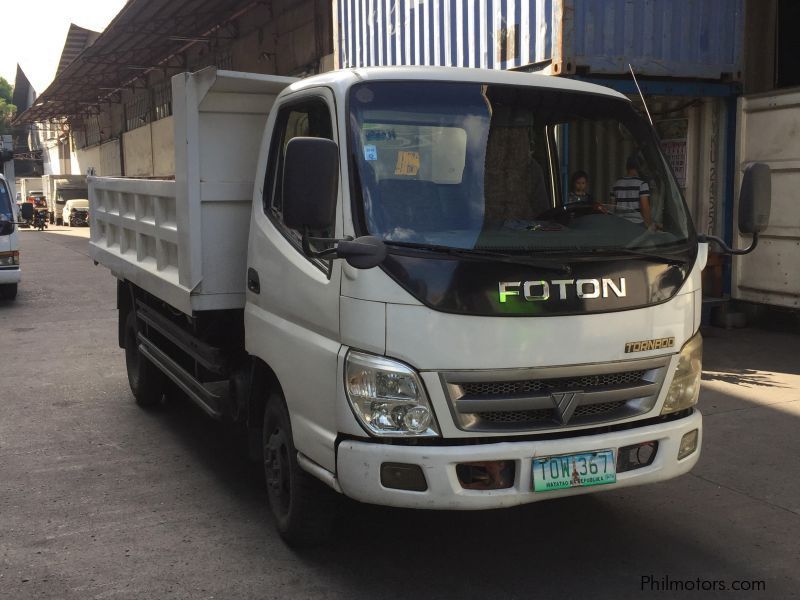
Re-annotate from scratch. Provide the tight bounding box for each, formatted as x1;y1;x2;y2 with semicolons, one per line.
364;144;378;161
394;151;420;176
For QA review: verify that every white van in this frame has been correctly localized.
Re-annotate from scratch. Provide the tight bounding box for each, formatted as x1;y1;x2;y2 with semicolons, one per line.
0;174;20;300
63;198;90;227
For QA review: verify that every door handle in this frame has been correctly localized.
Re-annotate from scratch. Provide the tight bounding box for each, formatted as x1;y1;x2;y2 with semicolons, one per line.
247;267;260;294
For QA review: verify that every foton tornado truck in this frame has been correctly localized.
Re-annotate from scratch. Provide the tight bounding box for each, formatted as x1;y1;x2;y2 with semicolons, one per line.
89;67;771;545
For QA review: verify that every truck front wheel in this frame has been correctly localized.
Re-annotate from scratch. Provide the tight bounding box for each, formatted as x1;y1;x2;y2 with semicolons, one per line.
124;311;165;408
263;393;336;546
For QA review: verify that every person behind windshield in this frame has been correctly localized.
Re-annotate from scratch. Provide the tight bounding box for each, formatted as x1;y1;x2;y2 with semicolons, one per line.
566;170;594;206
610;155;652;227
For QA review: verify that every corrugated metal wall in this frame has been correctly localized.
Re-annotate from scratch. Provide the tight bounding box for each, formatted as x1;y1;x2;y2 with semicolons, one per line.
567;0;743;79
335;0;744;79
336;0;556;70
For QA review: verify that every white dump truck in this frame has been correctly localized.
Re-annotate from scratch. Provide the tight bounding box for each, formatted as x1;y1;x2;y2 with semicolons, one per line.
89;67;771;545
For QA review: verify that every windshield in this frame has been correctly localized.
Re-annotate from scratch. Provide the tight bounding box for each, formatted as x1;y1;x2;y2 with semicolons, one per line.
0;180;12;221
348;81;694;254
57;189;88;203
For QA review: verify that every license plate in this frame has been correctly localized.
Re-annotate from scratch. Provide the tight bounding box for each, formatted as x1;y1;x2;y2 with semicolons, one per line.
532;449;616;492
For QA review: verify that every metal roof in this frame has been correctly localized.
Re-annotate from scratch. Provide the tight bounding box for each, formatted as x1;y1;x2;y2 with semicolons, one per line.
56;24;101;77
13;0;262;126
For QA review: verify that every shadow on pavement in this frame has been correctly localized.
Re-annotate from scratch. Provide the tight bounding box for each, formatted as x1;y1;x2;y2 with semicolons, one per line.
150;392;779;600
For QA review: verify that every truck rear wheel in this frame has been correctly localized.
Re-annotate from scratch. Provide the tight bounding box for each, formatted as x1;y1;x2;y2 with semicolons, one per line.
124;311;165;408
263;393;336;546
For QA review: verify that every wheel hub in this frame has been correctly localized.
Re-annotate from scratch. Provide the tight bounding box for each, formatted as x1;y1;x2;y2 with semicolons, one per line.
265;428;291;513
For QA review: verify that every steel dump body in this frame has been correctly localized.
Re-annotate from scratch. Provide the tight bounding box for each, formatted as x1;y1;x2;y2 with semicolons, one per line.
88;69;296;315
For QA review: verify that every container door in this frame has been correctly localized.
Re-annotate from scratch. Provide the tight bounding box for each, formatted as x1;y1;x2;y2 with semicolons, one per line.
733;89;800;309
245;88;342;472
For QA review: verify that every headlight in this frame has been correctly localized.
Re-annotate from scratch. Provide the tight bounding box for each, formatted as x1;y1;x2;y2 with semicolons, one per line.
345;351;439;437
0;251;19;266
661;332;702;415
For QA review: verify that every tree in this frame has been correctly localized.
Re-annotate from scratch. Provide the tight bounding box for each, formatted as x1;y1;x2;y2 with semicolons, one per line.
0;77;16;135
0;77;12;103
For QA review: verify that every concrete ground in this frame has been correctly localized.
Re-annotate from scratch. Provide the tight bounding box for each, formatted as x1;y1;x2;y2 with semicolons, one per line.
1;227;798;599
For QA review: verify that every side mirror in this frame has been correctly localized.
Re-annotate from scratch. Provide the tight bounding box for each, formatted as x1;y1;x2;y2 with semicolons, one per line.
700;162;771;255
19;203;34;221
738;162;771;235
282;137;339;232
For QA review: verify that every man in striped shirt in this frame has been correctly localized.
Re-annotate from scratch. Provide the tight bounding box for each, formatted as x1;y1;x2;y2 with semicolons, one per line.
610;156;652;227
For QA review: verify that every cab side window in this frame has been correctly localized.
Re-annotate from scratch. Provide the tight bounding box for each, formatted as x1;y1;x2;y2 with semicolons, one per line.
264;99;334;243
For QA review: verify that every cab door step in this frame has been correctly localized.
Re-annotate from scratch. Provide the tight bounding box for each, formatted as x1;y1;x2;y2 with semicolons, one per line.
137;332;224;419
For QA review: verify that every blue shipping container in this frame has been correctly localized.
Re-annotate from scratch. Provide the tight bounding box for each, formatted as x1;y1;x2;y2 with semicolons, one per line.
335;0;744;79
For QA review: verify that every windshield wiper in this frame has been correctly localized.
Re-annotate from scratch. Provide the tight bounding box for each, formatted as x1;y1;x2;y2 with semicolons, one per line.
382;241;572;274
566;246;690;265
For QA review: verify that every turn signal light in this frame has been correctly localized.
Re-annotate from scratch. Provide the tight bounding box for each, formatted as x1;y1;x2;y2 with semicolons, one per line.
678;429;699;460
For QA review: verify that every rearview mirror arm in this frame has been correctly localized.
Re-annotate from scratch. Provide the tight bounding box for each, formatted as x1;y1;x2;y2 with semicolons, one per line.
301;229;353;260
698;232;759;256
300;229;388;269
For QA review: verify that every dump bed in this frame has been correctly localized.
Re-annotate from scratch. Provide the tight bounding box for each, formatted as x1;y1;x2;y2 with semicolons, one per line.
89;68;296;315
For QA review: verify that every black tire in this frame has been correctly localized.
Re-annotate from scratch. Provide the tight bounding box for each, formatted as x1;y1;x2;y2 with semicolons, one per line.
0;283;17;300
263;393;337;547
124;311;165;408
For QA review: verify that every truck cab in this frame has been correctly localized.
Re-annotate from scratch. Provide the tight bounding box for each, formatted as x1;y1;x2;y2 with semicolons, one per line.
0;174;20;300
89;67;770;545
246;67;704;508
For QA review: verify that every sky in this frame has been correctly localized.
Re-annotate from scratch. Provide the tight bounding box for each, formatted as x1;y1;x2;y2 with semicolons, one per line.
1;0;129;96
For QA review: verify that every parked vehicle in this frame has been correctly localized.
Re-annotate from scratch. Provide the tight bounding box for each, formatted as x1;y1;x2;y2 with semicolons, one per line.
0;174;20;300
18;178;48;219
43;175;88;225
63;199;89;227
88;67;771;545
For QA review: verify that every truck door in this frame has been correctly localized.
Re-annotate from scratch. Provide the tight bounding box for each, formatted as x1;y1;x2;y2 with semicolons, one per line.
245;89;342;472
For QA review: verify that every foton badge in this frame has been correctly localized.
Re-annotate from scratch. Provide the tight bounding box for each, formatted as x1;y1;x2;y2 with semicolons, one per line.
498;278;627;303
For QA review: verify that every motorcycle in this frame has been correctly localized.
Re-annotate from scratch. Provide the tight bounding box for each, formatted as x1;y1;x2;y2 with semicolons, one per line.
32;210;48;231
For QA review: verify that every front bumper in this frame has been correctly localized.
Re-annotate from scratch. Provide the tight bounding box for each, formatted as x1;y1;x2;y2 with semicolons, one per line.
0;267;21;284
337;410;701;509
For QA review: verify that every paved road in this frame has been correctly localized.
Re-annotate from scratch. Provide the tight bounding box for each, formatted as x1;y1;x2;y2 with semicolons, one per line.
2;227;799;599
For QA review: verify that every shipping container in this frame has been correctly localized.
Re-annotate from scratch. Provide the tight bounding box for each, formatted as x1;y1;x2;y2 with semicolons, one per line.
733;88;800;309
334;0;744;80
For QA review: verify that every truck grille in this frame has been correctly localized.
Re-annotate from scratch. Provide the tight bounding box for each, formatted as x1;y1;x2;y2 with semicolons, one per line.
440;357;670;433
463;371;646;396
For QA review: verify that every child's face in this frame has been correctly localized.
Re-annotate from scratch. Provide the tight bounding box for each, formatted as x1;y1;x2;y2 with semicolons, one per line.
574;177;587;193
